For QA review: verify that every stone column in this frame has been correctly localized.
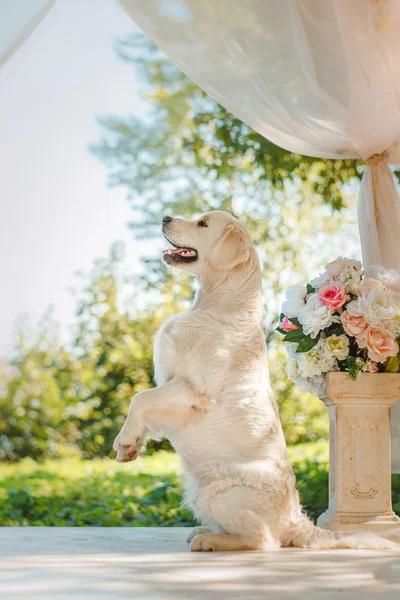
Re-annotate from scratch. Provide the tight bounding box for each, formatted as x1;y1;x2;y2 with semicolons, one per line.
317;372;400;531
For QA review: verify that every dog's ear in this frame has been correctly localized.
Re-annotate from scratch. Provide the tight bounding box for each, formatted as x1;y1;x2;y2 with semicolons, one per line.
209;223;250;271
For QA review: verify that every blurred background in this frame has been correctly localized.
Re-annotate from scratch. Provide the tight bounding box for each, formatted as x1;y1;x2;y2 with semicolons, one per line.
2;0;392;528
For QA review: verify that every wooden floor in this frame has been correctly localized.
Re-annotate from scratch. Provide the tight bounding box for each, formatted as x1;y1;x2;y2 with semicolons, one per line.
1;527;400;599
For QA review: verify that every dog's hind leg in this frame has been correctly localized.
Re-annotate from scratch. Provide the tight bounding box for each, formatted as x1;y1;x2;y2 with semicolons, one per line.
190;483;280;552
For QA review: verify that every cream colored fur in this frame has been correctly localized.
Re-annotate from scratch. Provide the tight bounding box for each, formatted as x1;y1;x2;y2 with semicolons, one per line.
114;211;400;552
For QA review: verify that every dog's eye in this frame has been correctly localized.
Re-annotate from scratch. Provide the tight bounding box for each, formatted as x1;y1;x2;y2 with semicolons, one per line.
198;219;208;227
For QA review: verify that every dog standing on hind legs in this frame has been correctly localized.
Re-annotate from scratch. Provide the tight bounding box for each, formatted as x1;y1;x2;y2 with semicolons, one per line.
114;210;400;552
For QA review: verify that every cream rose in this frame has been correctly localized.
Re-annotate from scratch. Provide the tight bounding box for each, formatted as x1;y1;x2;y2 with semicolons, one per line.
325;257;362;279
340;310;368;338
324;335;350;360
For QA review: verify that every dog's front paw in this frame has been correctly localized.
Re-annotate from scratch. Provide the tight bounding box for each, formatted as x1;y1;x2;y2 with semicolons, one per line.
190;534;215;552
113;432;144;463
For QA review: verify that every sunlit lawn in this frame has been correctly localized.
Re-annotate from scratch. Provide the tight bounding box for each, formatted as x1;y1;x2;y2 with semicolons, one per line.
1;442;399;526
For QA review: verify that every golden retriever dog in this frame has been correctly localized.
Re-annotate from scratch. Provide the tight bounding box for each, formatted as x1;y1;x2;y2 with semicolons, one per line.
114;211;400;551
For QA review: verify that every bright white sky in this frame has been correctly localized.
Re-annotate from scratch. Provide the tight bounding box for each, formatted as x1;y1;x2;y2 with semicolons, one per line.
0;0;153;356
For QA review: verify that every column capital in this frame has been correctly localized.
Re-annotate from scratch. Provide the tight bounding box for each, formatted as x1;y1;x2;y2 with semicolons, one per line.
321;372;400;407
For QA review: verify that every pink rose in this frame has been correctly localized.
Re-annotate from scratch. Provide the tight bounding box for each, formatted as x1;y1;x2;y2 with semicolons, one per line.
340;310;368;337
367;360;379;373
358;278;381;297
317;283;347;309
280;316;301;332
357;326;399;363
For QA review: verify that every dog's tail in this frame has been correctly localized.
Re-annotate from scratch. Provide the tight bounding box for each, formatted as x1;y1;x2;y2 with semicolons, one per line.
287;513;400;550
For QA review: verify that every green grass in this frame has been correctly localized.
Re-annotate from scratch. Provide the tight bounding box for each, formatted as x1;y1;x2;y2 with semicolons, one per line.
0;452;192;527
1;443;399;526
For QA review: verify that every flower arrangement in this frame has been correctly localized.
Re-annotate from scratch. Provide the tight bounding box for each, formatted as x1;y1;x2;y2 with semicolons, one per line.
277;258;400;394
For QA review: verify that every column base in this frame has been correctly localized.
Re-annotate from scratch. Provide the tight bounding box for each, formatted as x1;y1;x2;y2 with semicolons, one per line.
317;510;400;532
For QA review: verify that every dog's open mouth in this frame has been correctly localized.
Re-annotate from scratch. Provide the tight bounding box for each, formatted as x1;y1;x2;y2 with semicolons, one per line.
162;235;198;264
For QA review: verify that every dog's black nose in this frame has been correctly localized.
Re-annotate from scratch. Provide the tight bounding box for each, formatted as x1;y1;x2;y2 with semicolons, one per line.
163;215;172;224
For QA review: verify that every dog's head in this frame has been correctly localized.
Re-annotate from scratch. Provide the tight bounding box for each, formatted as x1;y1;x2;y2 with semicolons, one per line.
162;211;252;276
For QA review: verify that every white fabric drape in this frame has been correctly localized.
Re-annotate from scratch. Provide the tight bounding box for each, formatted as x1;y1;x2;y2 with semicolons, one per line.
119;0;400;272
119;0;400;471
0;0;56;68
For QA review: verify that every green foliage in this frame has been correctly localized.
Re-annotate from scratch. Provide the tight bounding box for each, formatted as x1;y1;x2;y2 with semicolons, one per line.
306;284;315;295
345;356;363;381
0;317;81;461
0;453;193;526
2;447;400;526
385;355;400;373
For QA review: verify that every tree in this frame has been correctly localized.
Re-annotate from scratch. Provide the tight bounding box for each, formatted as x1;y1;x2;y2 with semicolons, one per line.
91;32;362;335
0;312;79;461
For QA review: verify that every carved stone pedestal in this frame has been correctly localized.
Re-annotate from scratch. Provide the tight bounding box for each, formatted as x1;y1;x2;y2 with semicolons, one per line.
317;372;400;532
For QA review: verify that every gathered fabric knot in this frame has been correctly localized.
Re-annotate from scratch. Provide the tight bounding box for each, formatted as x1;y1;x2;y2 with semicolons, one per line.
366;150;388;221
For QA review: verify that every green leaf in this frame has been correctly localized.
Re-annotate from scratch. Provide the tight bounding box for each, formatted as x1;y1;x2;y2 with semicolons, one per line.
288;317;301;326
296;334;320;353
384;355;399;373
283;329;305;343
276;327;287;335
279;312;285;322
306;283;315;294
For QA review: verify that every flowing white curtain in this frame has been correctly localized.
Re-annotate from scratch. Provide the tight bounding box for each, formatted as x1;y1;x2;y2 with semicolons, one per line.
0;0;56;68
119;0;400;471
119;0;400;272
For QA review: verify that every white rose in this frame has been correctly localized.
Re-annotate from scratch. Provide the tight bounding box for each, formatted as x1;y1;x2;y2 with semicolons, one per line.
347;299;364;317
351;288;400;335
368;265;400;294
298;294;335;339
286;284;308;300
282;284;307;318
